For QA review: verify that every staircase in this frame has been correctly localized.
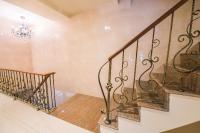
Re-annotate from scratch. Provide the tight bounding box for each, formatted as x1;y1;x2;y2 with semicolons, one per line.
98;0;200;132
0;68;56;112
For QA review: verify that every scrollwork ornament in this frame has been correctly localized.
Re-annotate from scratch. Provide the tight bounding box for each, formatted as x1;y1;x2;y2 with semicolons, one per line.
113;61;129;105
139;39;160;92
106;82;113;91
173;8;200;73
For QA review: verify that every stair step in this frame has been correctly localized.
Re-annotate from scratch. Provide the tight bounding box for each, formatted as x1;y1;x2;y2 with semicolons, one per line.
180;53;200;70
164;65;188;83
177;65;200;76
118;109;140;122
99;88;140;130
136;81;168;111
167;65;200;76
98;113;118;130
152;73;200;98
98;95;118;130
163;65;200;92
118;87;140;121
113;88;140;121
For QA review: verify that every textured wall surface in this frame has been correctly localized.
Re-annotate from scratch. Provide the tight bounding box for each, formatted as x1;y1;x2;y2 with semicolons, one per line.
1;0;192;97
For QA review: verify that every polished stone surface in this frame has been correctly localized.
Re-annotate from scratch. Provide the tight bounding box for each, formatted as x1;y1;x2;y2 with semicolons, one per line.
136;81;168;111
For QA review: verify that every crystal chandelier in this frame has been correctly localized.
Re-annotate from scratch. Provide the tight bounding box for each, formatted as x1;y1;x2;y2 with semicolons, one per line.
11;16;32;39
118;0;133;5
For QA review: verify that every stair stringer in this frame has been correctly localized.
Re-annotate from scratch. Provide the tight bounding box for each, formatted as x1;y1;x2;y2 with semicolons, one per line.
100;93;200;133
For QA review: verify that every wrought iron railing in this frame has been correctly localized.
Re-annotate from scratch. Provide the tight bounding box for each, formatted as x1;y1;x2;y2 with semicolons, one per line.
172;0;200;73
0;69;56;112
98;0;200;124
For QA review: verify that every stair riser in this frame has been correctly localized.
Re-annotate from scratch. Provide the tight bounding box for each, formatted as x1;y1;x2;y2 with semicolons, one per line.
180;54;200;70
165;65;187;83
179;73;200;93
163;65;200;93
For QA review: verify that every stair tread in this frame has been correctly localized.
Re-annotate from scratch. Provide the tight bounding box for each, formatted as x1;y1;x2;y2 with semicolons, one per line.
152;73;200;98
98;114;118;130
136;81;168;111
114;89;140;121
98;97;118;130
168;65;200;76
118;110;140;122
99;88;140;129
180;53;200;71
117;101;140;121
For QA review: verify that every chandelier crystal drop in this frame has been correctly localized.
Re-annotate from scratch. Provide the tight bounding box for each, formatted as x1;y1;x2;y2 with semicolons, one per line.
11;16;32;39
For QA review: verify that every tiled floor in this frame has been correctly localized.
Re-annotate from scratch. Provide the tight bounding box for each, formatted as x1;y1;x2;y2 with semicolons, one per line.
51;94;104;133
0;93;92;133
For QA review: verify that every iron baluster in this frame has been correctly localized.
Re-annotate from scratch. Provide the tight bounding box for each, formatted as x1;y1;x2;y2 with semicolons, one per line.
105;60;113;124
52;74;56;108
5;70;9;93
4;70;6;93
30;74;36;105
163;12;175;85
132;40;139;101
45;77;50;111
49;74;54;109
138;27;160;93
25;73;31;102
18;71;23;98
10;70;15;95
7;70;11;93
113;50;129;105
186;0;196;53
37;75;42;109
98;61;109;117
42;75;47;111
33;74;38;105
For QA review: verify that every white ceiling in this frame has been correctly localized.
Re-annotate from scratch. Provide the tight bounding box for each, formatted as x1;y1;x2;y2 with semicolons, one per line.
38;0;114;16
5;0;116;17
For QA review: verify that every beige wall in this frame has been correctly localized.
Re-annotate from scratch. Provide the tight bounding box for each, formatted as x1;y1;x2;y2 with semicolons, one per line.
1;0;197;97
31;0;183;97
62;0;187;97
0;18;33;71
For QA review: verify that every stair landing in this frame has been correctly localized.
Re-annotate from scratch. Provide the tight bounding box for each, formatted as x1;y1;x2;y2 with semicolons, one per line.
51;94;104;133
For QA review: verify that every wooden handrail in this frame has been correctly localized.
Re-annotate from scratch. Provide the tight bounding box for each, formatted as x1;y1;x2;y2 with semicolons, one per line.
0;68;55;76
109;0;188;60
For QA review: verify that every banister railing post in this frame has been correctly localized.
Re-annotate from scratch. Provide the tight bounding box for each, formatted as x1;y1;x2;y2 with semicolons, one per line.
0;68;56;112
163;12;174;85
105;60;113;124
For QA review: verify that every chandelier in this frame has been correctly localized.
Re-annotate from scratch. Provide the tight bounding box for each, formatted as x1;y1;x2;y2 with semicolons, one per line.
11;16;32;39
118;0;133;5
